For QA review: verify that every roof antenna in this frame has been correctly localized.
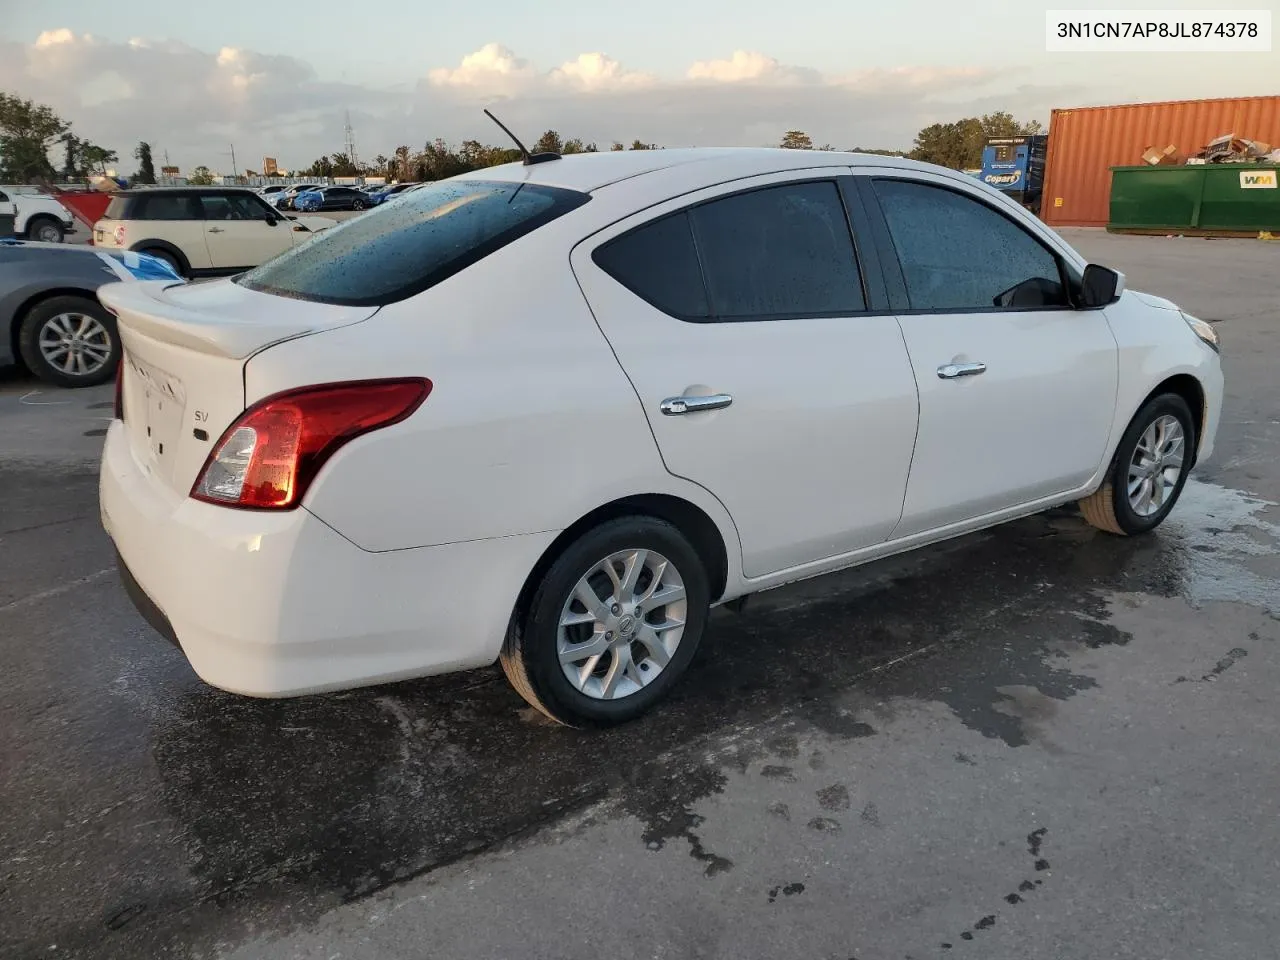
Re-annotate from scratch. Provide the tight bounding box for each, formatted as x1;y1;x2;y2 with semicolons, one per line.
483;108;560;165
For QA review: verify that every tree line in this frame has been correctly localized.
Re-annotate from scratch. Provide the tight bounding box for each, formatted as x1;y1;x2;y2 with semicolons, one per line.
2;90;1042;187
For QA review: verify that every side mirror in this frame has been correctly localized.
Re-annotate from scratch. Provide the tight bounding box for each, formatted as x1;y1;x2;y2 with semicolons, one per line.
1079;263;1122;308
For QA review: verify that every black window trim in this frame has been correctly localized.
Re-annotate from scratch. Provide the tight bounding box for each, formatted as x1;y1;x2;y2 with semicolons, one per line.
856;174;1088;315
592;174;876;325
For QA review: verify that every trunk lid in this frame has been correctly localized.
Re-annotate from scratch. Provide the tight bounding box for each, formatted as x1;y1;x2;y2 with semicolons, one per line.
98;278;378;493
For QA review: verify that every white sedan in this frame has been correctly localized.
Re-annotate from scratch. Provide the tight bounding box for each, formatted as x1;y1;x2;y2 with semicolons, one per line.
98;147;1223;726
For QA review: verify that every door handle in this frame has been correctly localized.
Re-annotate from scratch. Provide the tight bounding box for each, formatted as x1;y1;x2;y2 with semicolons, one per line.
207;227;224;233
937;362;987;380
660;393;733;416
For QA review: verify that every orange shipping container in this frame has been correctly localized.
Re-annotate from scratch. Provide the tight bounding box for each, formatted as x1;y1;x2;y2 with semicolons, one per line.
1042;95;1280;227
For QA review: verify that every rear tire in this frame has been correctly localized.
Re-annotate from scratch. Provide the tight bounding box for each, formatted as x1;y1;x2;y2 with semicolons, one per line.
1078;393;1195;536
18;295;120;388
500;516;711;727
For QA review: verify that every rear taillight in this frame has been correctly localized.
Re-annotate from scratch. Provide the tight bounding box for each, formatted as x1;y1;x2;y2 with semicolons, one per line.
113;360;125;420
113;225;126;246
191;379;431;510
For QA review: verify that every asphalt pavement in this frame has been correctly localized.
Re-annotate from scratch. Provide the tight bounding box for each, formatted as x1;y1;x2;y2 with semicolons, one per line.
1;230;1278;960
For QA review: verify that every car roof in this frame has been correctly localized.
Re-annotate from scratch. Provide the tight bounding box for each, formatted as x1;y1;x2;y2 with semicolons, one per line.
461;147;931;194
110;187;262;198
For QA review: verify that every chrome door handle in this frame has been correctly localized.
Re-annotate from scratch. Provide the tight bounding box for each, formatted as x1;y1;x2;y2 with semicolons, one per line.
207;227;224;233
937;362;987;380
660;393;733;416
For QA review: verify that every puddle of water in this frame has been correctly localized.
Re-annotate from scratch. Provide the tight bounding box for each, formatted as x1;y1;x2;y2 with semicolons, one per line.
1159;479;1280;614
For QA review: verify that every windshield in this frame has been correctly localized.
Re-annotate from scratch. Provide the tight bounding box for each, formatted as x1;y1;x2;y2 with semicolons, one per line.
235;178;590;306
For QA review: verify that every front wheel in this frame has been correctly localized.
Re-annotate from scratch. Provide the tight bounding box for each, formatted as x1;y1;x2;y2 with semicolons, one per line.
1078;393;1196;535
351;199;366;210
501;517;711;727
18;295;120;388
27;217;65;243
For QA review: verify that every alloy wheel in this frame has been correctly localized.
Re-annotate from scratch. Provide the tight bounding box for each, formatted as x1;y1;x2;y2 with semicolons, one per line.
1127;414;1186;517
557;548;688;700
38;312;112;377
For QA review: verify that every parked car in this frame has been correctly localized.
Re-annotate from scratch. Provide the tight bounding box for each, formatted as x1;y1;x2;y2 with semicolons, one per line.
91;187;337;279
272;185;321;210
99;148;1223;727
0;239;182;386
368;182;420;205
0;186;77;242
293;185;371;212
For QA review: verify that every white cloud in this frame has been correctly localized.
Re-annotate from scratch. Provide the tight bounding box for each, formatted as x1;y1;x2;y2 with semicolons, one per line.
426;43;535;93
686;50;826;86
34;28;79;48
3;30;1117;173
549;52;654;91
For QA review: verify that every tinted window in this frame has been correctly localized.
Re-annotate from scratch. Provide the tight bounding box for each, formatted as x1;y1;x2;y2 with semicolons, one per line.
236;179;590;306
873;179;1068;311
593;212;709;319
104;196;129;219
690;181;865;319
201;194;272;220
136;194;201;221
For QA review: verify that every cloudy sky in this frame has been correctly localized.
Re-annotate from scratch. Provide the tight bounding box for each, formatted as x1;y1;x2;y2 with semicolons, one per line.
2;0;1276;174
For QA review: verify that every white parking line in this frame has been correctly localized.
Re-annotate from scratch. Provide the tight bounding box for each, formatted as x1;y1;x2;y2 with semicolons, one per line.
0;568;113;614
16;390;71;406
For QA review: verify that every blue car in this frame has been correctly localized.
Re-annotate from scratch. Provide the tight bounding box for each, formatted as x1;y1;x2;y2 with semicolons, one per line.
368;182;420;206
291;189;325;212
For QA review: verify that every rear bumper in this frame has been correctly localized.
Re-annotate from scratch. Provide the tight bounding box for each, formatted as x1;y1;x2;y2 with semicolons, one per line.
99;421;556;697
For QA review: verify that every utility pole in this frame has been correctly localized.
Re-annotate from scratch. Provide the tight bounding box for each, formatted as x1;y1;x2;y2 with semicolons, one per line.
344;111;358;169
229;143;238;178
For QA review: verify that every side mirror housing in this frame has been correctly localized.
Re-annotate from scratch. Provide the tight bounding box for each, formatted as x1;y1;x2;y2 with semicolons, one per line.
1080;263;1123;308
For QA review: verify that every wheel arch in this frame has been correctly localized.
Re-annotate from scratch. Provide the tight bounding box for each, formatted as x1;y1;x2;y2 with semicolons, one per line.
128;239;190;276
22;212;64;238
1140;373;1205;465
509;493;732;631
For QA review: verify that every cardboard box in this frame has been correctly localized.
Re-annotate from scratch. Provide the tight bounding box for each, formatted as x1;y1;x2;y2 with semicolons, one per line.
1141;144;1179;165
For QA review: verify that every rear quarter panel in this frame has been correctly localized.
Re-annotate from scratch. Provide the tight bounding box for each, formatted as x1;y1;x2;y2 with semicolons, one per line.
242;214;743;576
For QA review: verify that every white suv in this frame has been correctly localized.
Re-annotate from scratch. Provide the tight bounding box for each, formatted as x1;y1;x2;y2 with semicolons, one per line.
92;187;336;278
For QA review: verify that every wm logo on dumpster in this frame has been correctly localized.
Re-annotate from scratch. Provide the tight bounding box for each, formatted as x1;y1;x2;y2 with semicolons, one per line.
1240;171;1277;189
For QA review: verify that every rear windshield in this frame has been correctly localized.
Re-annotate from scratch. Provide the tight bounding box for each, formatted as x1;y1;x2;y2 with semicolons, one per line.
104;197;131;219
236;179;590;306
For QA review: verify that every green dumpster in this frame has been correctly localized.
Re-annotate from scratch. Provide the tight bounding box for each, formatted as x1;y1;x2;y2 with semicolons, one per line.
1108;164;1280;235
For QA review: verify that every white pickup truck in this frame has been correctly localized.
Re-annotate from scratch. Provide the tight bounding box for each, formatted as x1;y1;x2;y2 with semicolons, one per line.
0;186;76;242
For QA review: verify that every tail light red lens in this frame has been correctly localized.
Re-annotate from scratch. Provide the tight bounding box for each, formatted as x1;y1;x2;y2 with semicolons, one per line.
191;378;431;510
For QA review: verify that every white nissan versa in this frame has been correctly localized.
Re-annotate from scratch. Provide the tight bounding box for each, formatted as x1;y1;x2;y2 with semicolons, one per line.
98;147;1223;726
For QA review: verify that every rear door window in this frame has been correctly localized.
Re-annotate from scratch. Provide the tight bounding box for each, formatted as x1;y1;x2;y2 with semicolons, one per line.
593;180;866;323
690;181;865;320
235;179;590;306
